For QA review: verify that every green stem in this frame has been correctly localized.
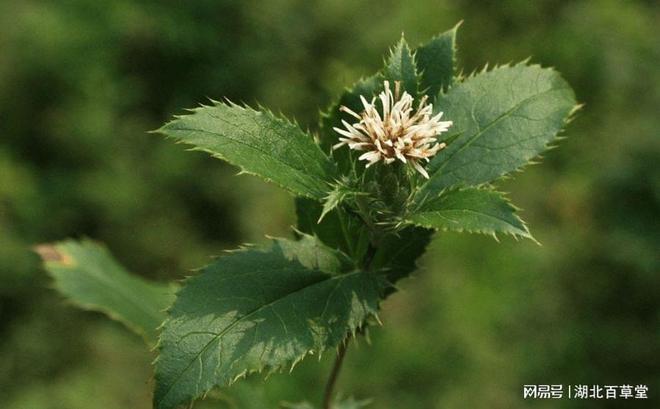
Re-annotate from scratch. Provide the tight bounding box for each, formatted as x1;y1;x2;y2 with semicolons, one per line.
322;339;349;409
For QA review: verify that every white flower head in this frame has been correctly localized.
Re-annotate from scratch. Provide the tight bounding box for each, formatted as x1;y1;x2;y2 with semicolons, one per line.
333;80;452;178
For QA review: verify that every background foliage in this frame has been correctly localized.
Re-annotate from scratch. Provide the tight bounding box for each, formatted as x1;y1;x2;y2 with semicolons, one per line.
0;0;658;408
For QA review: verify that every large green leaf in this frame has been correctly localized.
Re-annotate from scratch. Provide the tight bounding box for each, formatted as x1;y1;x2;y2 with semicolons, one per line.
407;187;532;239
154;236;383;409
415;22;460;97
422;63;578;193
157;101;336;199
383;37;418;97
36;240;176;345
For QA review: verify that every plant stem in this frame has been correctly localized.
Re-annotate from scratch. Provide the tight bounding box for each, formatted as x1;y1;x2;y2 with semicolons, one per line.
322;339;349;409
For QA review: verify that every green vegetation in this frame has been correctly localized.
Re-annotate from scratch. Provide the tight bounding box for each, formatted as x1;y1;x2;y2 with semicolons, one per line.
1;1;657;408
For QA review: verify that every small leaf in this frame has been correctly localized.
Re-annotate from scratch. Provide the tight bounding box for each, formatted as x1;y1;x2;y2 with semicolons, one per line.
407;187;532;239
318;178;364;223
158;101;337;199
415;22;461;97
319;181;349;223
154;236;382;409
319;190;343;223
422;62;578;193
36;239;176;345
383;36;418;97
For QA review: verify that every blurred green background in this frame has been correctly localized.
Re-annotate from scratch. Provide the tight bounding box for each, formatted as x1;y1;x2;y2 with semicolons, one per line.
1;0;658;408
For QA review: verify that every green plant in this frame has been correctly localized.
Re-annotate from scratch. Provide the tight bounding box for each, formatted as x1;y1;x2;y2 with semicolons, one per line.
38;24;578;409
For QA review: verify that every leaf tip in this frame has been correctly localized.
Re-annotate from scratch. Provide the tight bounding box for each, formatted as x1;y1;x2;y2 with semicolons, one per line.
34;243;75;267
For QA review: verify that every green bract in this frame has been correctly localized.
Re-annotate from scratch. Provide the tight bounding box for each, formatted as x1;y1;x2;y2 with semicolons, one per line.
38;23;578;409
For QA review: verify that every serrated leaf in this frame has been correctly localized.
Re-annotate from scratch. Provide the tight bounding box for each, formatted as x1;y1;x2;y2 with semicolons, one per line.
415;22;460;97
319;188;344;223
318;179;355;223
383;36;418;97
319;75;382;174
154;236;382;409
407;187;532;239
422;63;578;193
36;240;176;345
158;101;336;199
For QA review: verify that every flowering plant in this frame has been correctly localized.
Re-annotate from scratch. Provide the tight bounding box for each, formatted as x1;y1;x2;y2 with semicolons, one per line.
333;80;453;177
38;23;578;409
